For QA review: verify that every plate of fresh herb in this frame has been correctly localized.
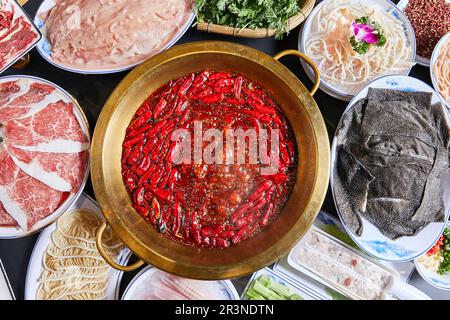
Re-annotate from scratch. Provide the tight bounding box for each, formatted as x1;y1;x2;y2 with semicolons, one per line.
195;0;315;39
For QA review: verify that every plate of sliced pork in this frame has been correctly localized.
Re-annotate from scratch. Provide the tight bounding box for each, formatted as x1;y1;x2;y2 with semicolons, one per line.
0;75;90;238
33;0;195;74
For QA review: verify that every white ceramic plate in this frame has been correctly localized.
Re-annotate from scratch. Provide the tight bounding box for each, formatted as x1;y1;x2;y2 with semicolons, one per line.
0;0;42;74
122;266;239;300
241;267;320;300
430;32;450;108
24;193;131;300
414;221;450;291
0;75;90;239
33;0;195;74
396;0;432;67
298;0;416;101
330;74;450;262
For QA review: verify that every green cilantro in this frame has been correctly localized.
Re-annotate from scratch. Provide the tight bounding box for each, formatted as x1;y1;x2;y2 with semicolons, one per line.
195;0;302;39
354;16;369;24
349;35;370;54
377;33;387;47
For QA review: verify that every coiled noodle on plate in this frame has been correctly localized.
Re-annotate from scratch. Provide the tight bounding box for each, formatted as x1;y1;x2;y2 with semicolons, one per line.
37;209;122;300
304;0;414;95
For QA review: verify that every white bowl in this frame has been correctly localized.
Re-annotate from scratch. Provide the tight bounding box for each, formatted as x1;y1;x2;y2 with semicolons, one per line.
430;32;450;108
414;222;450;291
0;75;90;239
33;0;195;75
330;74;450;262
298;0;416;101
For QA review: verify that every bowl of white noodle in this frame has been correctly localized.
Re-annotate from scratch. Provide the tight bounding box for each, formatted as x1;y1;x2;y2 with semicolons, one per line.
299;0;416;101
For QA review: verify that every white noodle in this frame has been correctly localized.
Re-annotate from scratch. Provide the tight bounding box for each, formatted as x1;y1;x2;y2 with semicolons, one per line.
304;0;414;95
37;209;122;300
433;39;450;103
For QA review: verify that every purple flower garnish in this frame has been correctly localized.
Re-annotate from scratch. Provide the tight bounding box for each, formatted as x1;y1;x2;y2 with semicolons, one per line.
349;17;387;54
351;21;379;44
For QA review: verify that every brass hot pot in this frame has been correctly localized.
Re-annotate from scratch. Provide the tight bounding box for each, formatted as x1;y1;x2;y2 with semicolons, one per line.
91;41;329;279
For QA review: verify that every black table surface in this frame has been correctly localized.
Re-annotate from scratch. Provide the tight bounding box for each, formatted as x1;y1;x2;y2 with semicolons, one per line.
0;0;432;300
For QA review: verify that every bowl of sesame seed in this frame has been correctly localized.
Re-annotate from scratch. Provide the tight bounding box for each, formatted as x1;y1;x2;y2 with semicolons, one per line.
397;0;450;67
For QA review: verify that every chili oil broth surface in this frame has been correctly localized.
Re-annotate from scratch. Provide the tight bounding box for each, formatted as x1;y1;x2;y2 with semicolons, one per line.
121;71;298;248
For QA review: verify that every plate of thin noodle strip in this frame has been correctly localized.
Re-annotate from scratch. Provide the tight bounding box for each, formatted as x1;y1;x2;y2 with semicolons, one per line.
24;193;130;300
299;0;416;100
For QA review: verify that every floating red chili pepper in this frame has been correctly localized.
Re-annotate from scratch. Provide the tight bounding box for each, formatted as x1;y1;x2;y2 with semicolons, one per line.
260;203;274;228
248;180;273;202
151;186;173;203
209;72;231;80
138;164;157;187
136;155;151;175
153;96;168;120
132;186;145;206
171;203;182;235
123;133;145;148
177;74;195;96
200;93;224;104
128;110;152;132
190;87;213;100
127;147;142;165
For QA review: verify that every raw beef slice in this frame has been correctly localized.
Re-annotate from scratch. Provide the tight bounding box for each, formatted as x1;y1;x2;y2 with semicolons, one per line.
0;80;58;123
0;150;64;230
0;202;16;227
4;100;89;152
0;3;39;70
8;146;88;192
0;81;20;105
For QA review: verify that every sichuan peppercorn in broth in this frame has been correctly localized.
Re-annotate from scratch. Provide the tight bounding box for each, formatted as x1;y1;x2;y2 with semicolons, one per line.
121;71;298;249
